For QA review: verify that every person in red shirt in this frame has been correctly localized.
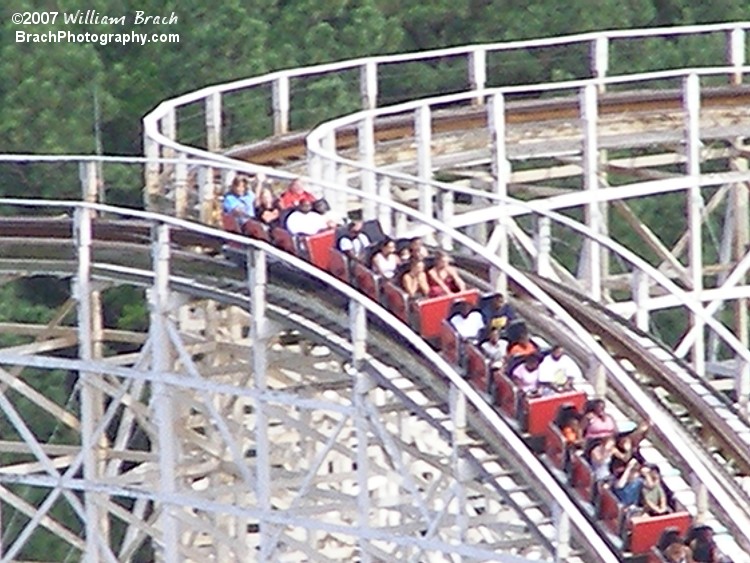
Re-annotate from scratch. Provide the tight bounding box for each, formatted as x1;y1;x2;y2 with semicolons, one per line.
279;178;317;210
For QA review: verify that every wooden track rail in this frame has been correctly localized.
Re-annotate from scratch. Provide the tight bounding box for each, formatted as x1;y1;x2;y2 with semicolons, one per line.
3;217;750;556
227;85;750;165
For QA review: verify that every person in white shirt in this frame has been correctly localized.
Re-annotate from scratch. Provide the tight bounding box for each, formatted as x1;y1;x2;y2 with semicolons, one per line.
449;301;485;341
371;238;401;279
538;344;581;391
285;201;331;235
480;327;508;369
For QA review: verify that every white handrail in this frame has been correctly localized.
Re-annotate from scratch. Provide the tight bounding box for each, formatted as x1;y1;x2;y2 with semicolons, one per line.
144;22;750;158
304;66;750;370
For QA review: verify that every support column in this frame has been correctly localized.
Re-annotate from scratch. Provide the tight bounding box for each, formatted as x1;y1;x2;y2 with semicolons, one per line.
685;73;705;375
307;148;323;193
692;475;708;524
553;503;571;562
736;359;750;416
377;175;393;236
272;74;290;136
198;166;216;225
161;109;176;161
203;92;221;226
249;247;272;559
174;153;188;219
75;204;104;563
322;130;339;211
144;135;160;211
350;300;371;562
415;105;433;220
488;94;509;294
731;146;749;409
150;223;179;563
468;48;486;105
581;84;602;302
728;27;745;85
206;92;222;152
599;148;611;300
78;163;109;560
591;35;609;93
535;216;552;277
449;385;468;546
590;360;607;398
632;270;650;332
359;116;377;221
360;61;378;110
437;188;454;251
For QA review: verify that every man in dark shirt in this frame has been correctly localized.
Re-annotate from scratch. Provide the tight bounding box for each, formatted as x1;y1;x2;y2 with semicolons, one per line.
481;293;515;333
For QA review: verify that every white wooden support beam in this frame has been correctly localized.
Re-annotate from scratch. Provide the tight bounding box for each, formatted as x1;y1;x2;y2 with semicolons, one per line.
449;385;468;544
143;135;160;211
377;175;393;236
307;147;323;192
735;358;750;416
360;60;378;110
591;35;609;93
272;74;290;136
81;161;98;205
685;73;705;375
174;153;188;219
692;474;708;524
415;105;433;220
553;502;571;562
350;300;371;561
198;166;216;225
150;223;179;563
732;146;749;395
322;130;338;209
249;247;272;559
728;27;745;85
349;300;367;370
394;207;407;238
632;269;650;332
590;359;607;398
354;372;373;562
438;189;454;251
581;84;602;302
488;94;509;294
535;215;552;277
160;109;176;161
75;206;103;563
468;48;486;105
205;92;222;152
359;116;377;221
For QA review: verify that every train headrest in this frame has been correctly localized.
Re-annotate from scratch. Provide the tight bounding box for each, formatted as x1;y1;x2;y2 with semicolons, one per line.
361;219;385;245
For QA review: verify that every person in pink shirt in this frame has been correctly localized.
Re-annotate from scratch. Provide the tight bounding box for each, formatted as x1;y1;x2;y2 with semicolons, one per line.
582;399;617;441
509;354;542;394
